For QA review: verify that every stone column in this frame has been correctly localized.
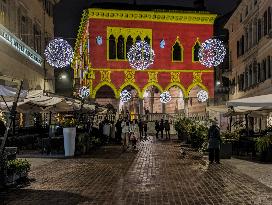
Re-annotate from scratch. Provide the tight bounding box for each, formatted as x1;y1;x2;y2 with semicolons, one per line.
184;98;189;118
138;98;144;118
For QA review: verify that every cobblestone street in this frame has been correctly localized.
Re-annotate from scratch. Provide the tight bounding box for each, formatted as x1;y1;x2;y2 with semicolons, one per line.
3;137;272;205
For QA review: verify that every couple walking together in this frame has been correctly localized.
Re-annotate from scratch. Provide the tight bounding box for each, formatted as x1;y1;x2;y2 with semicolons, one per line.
121;119;139;151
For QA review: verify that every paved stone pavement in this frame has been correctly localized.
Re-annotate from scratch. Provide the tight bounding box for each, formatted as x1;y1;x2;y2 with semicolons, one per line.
2;137;272;205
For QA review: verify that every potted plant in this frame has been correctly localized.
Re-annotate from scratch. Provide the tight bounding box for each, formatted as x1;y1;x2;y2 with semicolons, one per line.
6;159;31;185
62;116;77;157
255;135;272;162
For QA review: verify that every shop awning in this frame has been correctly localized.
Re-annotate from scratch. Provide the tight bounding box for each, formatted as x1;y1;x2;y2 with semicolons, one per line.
227;94;272;107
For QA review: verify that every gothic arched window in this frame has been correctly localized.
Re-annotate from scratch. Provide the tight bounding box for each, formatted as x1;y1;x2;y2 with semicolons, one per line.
126;35;133;59
117;35;125;59
193;41;201;62
144;36;150;45
172;42;183;61
109;35;116;59
136;35;141;42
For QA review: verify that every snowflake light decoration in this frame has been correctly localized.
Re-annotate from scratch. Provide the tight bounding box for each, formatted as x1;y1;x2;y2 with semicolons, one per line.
79;86;90;99
160;91;171;103
198;38;226;68
197;90;208;102
127;41;155;70
44;38;74;68
120;90;131;103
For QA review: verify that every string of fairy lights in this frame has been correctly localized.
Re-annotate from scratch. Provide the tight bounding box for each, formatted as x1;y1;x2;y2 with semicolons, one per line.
44;37;226;104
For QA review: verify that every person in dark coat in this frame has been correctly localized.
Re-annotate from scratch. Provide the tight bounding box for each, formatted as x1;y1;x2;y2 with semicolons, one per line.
115;118;123;144
208;119;221;164
155;120;160;139
138;119;144;140
159;119;164;139
143;121;148;139
164;120;170;140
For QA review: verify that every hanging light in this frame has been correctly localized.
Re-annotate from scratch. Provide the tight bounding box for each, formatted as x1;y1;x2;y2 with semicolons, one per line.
44;38;74;68
127;41;155;70
120;89;131;103
198;38;226;68
197;90;208;102
160;91;171;103
79;86;90;99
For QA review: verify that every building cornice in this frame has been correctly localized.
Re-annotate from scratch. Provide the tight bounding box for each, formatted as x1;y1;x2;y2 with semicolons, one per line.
88;8;217;25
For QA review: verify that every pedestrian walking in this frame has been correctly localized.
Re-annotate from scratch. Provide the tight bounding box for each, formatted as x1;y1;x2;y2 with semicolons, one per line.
102;119;111;144
155;120;160;139
121;118;130;151
143;121;148;139
138;119;144;140
130;119;139;150
115;118;123;144
208;119;221;164
164;120;170;140
159;119;164;139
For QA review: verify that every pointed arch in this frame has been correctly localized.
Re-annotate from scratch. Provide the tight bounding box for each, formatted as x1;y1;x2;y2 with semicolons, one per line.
192;38;201;62
165;82;187;98
186;82;208;97
140;82;164;98
144;36;151;45
118;82;141;99
117;35;125;59
136;35;141;42
108;35;116;59
172;37;183;62
92;82;118;98
126;35;133;59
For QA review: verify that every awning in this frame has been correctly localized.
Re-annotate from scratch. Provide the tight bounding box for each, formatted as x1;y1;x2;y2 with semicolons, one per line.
227;94;272;107
0;84;27;102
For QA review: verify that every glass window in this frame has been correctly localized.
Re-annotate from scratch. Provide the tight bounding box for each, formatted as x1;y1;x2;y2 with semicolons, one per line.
109;35;116;59
117;35;125;59
193;42;200;61
126;35;133;59
172;42;182;61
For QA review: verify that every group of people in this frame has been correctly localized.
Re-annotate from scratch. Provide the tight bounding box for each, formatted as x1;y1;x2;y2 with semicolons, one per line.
115;118;148;151
155;119;171;140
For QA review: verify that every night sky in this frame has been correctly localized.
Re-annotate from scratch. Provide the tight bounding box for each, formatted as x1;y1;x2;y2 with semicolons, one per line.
54;0;239;47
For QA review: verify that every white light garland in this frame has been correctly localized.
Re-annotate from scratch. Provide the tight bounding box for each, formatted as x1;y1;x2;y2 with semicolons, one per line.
120;89;132;103
198;38;226;68
44;38;74;68
197;90;208;102
79;86;90;99
127;41;155;70
160;91;171;103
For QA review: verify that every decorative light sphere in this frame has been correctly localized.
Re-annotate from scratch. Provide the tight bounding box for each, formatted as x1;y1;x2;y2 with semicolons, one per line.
45;38;74;68
127;41;155;70
160;91;171;103
197;90;209;102
120;89;132;103
198;38;226;68
79;86;90;99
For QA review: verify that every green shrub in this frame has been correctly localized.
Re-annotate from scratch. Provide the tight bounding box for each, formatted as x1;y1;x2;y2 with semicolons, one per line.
7;159;31;174
255;135;272;153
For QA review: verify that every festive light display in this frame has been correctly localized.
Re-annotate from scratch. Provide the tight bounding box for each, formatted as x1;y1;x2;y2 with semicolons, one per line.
120;89;132;103
198;38;226;68
45;38;74;68
79;86;90;99
197;90;208;102
160;91;171;103
127;41;155;70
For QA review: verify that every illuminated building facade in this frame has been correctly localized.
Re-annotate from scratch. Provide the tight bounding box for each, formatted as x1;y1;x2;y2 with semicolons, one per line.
73;4;217;118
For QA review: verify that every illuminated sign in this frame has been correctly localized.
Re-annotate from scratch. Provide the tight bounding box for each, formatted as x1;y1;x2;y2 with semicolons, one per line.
0;24;43;66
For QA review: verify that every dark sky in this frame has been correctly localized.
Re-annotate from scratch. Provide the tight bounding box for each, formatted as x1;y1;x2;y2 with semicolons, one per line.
54;0;239;47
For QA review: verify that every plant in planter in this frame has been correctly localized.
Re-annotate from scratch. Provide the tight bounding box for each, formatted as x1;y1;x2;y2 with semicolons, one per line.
255;135;272;161
6;159;31;184
62;117;77;157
